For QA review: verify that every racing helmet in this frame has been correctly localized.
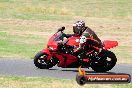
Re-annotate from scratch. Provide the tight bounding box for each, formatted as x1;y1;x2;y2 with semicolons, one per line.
73;21;85;36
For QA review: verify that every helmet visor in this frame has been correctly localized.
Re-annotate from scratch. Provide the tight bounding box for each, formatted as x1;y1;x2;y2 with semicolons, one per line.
73;26;81;34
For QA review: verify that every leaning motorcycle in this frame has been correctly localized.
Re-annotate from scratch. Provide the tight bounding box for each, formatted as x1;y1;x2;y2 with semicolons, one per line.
34;28;118;72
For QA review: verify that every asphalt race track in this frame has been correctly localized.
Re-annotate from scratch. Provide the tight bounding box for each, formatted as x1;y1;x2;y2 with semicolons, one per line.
0;58;132;81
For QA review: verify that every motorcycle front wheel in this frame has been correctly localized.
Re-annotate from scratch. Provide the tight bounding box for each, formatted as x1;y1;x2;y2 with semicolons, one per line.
34;51;54;69
91;50;117;72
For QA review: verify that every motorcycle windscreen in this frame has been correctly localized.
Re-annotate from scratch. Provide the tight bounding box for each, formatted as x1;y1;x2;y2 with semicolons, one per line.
47;32;63;48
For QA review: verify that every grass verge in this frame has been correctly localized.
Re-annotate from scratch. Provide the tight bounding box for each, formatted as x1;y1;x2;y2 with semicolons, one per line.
0;0;131;21
0;76;132;88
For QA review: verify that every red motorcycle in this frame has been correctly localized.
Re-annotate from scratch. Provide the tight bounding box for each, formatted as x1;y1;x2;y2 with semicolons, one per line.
34;28;118;72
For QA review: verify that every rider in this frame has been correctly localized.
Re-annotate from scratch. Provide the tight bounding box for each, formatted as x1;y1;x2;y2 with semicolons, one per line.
57;20;103;55
73;20;103;56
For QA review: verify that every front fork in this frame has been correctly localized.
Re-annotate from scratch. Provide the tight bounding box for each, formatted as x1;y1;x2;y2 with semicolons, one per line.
42;48;59;66
42;48;52;60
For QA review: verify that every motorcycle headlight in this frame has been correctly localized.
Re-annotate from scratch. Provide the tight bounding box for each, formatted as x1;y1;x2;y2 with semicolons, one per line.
49;47;57;51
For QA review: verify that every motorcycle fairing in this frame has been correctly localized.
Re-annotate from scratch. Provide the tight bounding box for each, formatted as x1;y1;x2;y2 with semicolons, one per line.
103;40;118;50
54;54;77;67
42;48;52;60
66;36;80;46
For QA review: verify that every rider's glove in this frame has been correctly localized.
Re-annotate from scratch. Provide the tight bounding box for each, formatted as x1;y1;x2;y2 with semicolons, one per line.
57;26;65;32
99;47;103;53
101;41;105;47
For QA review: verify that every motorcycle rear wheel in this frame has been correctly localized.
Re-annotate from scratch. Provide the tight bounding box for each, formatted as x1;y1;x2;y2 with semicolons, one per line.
91;50;117;72
34;51;54;69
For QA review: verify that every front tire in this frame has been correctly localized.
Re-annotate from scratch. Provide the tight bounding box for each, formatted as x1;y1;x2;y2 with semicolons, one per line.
34;51;54;69
91;50;117;72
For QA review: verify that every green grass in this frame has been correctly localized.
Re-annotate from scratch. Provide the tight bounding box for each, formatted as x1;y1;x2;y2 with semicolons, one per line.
0;34;45;59
0;39;42;58
0;0;131;21
0;76;132;88
111;46;132;63
0;25;46;58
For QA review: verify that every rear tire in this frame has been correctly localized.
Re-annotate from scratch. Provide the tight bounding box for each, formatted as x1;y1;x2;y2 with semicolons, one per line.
91;50;117;72
34;51;54;69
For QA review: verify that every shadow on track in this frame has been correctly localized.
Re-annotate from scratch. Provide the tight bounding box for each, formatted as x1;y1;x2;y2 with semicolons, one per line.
49;68;128;75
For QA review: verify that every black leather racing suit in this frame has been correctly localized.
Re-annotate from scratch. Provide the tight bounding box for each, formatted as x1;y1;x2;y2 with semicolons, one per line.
62;33;73;39
75;27;102;55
